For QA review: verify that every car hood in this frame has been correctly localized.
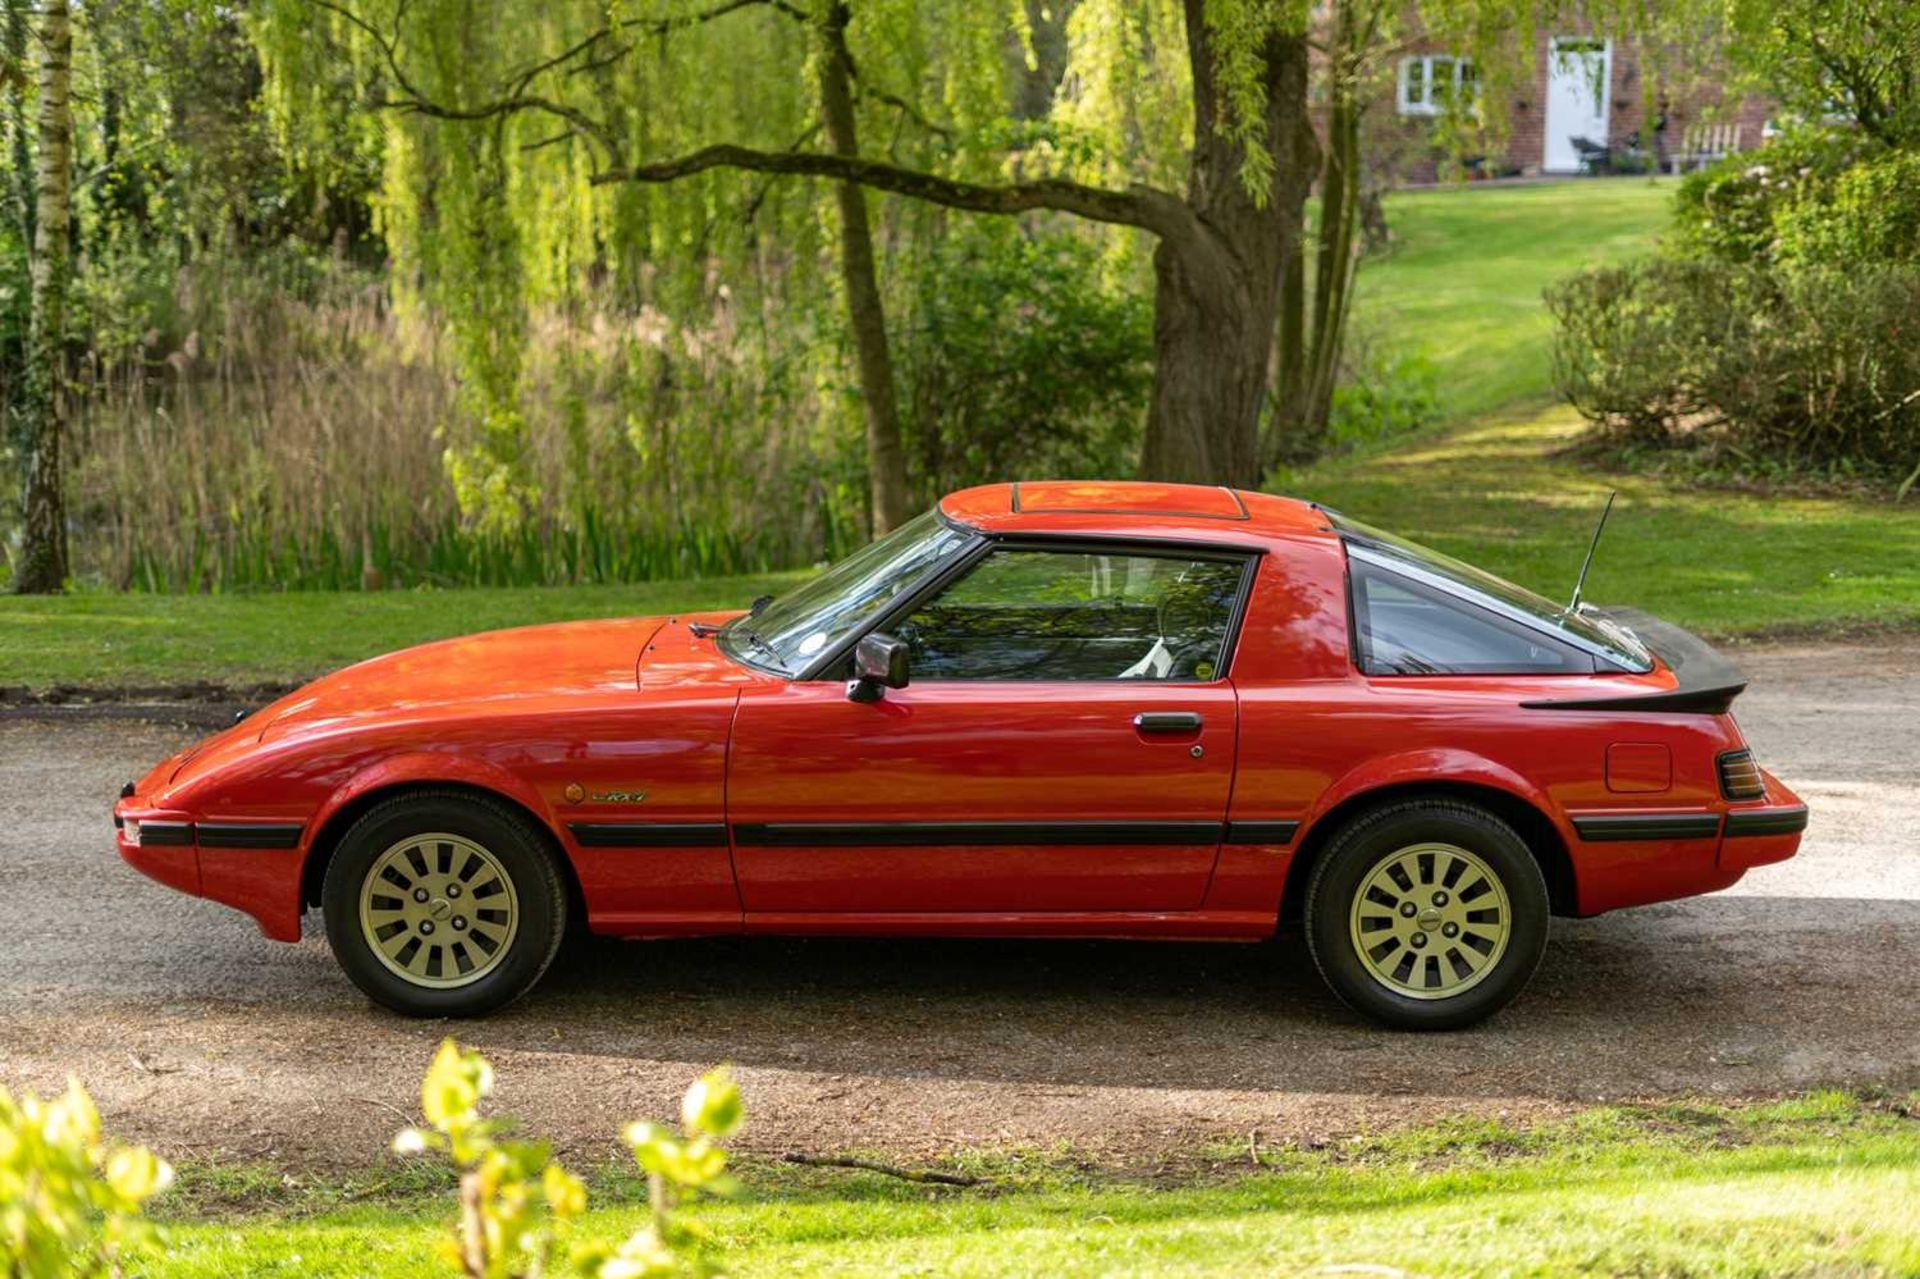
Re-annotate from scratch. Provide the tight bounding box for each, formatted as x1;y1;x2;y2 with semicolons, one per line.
252;616;670;740
149;614;758;797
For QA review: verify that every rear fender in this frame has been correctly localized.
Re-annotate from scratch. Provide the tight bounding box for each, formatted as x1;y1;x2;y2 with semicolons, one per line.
1301;750;1564;841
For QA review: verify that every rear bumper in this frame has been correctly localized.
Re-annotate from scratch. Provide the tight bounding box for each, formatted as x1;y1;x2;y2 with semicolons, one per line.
1718;769;1807;873
1564;769;1805;914
114;803;307;942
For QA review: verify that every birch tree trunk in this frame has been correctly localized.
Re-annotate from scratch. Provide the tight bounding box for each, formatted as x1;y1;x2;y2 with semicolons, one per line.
14;0;72;593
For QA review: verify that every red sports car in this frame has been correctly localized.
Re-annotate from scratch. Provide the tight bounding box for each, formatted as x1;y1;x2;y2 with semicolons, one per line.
115;482;1806;1029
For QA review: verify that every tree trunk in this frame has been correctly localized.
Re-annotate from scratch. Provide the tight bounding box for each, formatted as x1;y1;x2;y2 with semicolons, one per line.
4;0;33;247
1302;83;1361;452
1264;202;1309;474
818;1;911;534
14;0;72;594
1137;7;1315;489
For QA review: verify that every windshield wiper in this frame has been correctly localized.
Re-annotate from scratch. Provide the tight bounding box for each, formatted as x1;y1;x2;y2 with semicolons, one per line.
723;618;790;674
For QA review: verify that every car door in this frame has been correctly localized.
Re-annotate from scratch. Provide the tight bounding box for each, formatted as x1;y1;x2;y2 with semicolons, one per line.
726;541;1254;917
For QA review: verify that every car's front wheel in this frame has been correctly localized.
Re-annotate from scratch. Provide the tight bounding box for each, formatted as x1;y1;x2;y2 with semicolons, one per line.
1304;798;1548;1030
321;790;567;1017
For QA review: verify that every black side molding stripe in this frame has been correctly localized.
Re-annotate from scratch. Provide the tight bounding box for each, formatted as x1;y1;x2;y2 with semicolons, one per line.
1724;807;1809;838
569;822;729;848
1224;821;1300;846
733;821;1221;848
196;822;303;849
1571;813;1723;842
128;821;303;849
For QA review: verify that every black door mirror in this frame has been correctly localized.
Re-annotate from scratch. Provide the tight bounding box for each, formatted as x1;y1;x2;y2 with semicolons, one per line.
848;632;910;702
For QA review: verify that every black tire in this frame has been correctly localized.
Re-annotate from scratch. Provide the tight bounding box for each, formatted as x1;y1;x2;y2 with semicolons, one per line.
1304;799;1548;1031
321;790;568;1017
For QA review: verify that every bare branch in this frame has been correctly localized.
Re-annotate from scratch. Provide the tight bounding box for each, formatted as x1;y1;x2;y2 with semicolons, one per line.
781;1152;983;1187
595;143;1193;240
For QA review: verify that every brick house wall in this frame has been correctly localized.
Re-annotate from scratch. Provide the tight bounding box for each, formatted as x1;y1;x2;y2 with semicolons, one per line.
1370;25;1772;183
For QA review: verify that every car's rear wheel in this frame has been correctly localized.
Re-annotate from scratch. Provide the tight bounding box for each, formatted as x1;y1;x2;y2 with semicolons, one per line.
1304;799;1548;1030
321;791;567;1017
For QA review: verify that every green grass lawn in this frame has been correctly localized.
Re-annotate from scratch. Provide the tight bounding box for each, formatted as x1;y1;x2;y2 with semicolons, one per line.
148;1093;1920;1277
1356;177;1678;418
0;573;802;689
1295;401;1920;637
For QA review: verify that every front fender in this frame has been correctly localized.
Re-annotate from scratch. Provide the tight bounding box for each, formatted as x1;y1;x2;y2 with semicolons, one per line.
299;749;561;884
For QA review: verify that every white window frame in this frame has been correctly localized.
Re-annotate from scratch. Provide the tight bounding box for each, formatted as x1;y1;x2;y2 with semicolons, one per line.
1397;54;1476;117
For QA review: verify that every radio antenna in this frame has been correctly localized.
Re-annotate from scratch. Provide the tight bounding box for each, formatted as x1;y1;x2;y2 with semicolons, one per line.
1567;490;1618;614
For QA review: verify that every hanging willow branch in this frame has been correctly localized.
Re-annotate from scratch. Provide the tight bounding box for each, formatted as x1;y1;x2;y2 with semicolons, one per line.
305;0;1216;266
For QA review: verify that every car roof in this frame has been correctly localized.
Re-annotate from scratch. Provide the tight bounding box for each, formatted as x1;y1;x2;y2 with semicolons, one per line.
939;481;1336;544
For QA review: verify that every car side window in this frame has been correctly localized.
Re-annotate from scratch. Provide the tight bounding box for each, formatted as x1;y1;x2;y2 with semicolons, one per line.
1350;559;1593;675
895;548;1246;681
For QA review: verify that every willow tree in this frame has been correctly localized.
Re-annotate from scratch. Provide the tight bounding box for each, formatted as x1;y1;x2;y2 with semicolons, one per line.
256;0;1730;503
256;0;1322;493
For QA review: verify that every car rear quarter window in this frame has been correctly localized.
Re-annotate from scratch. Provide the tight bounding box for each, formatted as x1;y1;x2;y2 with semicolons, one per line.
1349;556;1595;676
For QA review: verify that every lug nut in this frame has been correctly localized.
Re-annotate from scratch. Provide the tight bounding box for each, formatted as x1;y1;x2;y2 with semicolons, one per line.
1399;902;1418;918
413;888;430;903
1442;922;1460;939
1410;933;1428;949
446;883;462;899
452;917;467;932
1432;891;1449;907
419;920;435;936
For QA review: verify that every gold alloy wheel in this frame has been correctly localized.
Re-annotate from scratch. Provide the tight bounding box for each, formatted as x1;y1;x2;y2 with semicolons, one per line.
1347;841;1511;999
358;833;520;989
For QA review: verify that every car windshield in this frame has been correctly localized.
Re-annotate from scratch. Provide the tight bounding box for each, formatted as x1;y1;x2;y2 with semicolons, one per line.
722;509;975;675
1327;511;1653;673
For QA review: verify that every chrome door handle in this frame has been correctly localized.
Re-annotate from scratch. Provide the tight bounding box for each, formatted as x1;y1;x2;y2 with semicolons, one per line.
1133;711;1202;733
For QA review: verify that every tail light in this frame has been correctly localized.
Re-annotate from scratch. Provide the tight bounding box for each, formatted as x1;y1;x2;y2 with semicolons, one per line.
1718;749;1765;800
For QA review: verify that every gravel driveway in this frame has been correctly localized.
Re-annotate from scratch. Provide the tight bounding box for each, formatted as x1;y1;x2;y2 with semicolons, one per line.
2;639;1915;1171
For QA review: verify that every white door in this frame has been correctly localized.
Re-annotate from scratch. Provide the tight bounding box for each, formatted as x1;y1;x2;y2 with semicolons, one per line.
1544;38;1610;173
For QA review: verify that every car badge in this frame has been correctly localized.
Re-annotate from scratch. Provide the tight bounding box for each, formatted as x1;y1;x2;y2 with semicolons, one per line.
589;789;649;804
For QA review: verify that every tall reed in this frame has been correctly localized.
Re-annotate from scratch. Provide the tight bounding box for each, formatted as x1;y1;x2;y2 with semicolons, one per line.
44;254;865;591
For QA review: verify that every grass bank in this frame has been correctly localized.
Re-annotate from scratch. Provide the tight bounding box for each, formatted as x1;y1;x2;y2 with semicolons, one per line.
1294;401;1920;637
1355;177;1677;418
150;1092;1920;1277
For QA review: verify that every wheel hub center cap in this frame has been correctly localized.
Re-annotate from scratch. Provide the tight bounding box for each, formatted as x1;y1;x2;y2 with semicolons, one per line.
429;898;452;920
1416;907;1443;931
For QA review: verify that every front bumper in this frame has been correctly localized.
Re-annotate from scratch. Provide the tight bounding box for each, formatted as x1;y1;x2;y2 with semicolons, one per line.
114;802;307;941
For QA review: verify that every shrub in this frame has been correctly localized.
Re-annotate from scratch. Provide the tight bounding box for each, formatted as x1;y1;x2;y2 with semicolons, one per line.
395;1040;744;1278
1324;338;1441;453
1670;128;1873;266
0;1079;172;1277
1772;150;1920;269
1549;258;1920;473
1546;258;1747;441
1556;123;1920;484
894;220;1153;496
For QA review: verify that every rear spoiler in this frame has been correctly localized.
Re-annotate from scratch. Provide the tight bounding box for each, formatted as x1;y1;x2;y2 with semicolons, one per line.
1520;608;1747;714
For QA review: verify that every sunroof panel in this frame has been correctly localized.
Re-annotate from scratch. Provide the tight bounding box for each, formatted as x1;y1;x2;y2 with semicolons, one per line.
1011;482;1249;520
